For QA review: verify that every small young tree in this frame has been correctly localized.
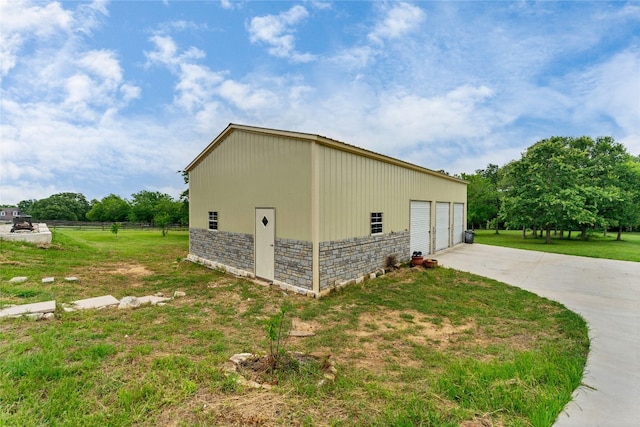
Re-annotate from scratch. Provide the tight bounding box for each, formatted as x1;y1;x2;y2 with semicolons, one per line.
264;305;293;372
110;222;121;238
154;213;171;237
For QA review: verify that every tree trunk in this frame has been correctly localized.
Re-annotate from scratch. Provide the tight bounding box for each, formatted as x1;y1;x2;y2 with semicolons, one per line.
617;225;622;241
494;216;499;234
580;226;587;241
560;230;564;239
568;230;572;239
532;225;537;238
522;226;526;239
546;225;552;244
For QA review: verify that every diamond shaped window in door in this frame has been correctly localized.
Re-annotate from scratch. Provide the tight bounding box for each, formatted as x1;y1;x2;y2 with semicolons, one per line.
262;216;269;227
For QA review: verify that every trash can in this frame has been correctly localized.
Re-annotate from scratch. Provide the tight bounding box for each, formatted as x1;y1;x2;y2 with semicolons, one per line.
464;230;475;244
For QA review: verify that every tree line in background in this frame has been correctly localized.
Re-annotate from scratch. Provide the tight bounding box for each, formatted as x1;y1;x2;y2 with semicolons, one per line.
463;136;640;243
14;190;189;228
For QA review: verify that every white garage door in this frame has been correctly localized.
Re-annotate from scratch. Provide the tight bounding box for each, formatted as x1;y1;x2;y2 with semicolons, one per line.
435;202;450;251
453;203;464;245
410;201;431;256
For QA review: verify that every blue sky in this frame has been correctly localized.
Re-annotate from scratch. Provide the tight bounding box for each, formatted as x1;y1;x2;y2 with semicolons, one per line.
1;0;638;206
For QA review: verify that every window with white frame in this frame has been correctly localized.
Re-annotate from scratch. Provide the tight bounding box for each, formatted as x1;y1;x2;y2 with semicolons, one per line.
370;212;383;235
0;211;5;216
208;211;218;230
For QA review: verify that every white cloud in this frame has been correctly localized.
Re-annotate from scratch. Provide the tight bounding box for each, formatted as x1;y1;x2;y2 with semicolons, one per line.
218;80;277;110
77;50;123;83
156;19;210;34
329;46;377;70
247;5;315;62
64;74;94;111
362;85;499;149
175;63;225;112
146;35;177;63
145;33;283;116
73;0;109;36
368;2;425;44
120;84;141;102
575;49;640;148
0;0;72;75
310;1;332;11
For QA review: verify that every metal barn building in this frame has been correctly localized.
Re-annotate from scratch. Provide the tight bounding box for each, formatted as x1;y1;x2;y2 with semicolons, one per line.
186;124;467;297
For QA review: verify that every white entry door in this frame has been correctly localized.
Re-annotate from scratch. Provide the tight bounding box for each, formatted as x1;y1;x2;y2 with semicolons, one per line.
453;203;464;245
410;201;431;256
255;208;275;281
435;202;450;251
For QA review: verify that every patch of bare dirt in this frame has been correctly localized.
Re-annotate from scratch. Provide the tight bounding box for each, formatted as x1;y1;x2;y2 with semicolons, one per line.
0;255;28;266
290;318;321;333
110;264;154;277
156;389;346;427
206;276;240;288
460;414;505;427
322;309;479;375
353;309;475;350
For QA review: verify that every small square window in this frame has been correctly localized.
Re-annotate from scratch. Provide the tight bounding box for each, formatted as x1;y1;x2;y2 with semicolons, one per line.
371;212;383;235
208;211;218;230
0;211;5;216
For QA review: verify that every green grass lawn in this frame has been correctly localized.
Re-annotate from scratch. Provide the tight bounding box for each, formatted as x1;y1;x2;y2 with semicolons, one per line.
473;229;640;262
1;229;589;426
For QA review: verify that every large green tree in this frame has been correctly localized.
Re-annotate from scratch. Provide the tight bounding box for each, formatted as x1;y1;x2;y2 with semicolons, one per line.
500;137;597;243
462;164;501;232
86;194;130;222
499;136;638;243
26;193;91;221
128;190;182;225
17;199;36;215
576;137;638;239
607;157;640;239
176;170;189;225
498;159;537;237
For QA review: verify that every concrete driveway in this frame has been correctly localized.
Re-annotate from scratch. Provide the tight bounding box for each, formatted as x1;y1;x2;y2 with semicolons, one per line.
436;243;640;427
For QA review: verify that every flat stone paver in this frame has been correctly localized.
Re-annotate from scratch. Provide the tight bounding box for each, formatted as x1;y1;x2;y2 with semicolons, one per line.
137;295;171;305
9;277;28;283
71;295;120;310
437;244;640;427
0;300;56;318
42;277;54;283
64;277;78;281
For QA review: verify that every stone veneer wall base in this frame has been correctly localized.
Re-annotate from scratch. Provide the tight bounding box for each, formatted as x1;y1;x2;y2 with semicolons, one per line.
189;228;409;298
319;230;410;290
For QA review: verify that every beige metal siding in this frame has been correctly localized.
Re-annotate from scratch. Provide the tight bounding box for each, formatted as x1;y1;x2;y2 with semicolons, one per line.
189;131;312;240
318;146;467;242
